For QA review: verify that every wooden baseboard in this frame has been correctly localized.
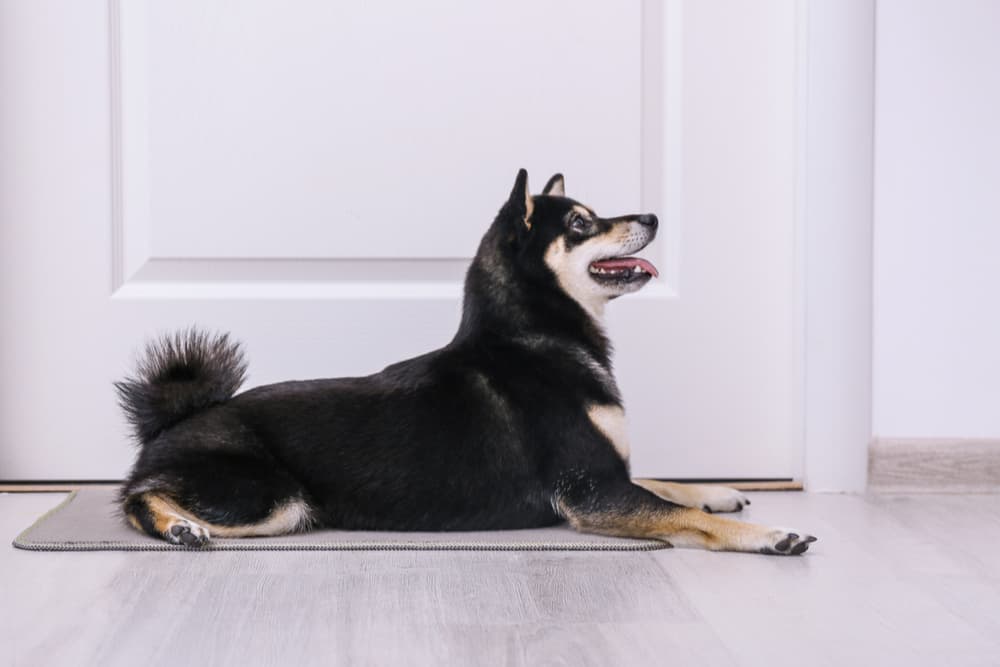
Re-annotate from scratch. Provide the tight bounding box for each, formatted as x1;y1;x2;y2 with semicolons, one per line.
0;483;119;493
724;480;802;491
648;480;802;491
869;438;1000;493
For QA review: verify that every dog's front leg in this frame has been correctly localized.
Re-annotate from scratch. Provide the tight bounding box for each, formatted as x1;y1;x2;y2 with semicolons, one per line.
632;479;750;513
555;475;816;555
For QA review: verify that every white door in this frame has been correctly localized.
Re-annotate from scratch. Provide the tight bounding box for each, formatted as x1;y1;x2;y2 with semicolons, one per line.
0;0;801;481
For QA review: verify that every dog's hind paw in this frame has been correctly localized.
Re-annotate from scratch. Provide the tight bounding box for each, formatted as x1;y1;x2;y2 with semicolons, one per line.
166;520;210;548
759;530;817;556
699;486;751;513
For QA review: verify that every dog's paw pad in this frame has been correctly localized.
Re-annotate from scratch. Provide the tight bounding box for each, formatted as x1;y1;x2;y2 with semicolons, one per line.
166;520;210;548
774;533;798;551
761;531;816;556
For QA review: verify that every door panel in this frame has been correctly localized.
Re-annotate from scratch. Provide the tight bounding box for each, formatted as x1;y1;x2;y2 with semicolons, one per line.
135;1;641;260
0;0;800;480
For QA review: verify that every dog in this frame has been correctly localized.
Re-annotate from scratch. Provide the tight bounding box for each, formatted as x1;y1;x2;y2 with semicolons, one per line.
116;170;816;555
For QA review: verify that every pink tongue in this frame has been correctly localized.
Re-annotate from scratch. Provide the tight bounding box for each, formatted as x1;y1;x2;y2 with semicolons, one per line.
591;257;659;278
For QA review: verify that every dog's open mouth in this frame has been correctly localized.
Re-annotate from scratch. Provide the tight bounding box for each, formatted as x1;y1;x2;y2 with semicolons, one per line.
588;257;659;282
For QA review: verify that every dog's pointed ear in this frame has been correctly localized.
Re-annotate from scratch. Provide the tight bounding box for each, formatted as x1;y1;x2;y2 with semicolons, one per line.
505;168;533;229
542;173;565;197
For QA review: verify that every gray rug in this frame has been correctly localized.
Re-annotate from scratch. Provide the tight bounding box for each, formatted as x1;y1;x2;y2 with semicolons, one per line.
13;488;667;552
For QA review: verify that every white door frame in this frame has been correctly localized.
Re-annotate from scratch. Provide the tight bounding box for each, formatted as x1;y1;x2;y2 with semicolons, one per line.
800;0;875;492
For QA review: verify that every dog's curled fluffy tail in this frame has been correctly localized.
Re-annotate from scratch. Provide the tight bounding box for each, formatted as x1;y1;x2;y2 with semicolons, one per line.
115;330;247;445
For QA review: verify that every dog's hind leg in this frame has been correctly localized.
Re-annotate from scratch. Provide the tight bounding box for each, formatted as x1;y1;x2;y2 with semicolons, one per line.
123;490;314;547
556;474;816;555
123;491;214;547
632;479;750;513
121;454;316;547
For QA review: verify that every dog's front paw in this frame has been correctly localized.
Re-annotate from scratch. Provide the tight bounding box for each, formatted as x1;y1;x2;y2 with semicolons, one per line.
699;486;751;513
165;519;210;548
759;530;817;556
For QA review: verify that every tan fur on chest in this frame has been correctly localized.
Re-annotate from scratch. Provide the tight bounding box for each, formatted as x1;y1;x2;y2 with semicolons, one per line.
587;404;630;460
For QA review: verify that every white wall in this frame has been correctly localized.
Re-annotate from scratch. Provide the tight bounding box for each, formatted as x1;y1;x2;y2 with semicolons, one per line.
874;0;1000;438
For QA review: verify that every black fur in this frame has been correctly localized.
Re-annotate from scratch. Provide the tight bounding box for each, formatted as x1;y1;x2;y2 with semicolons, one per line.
119;169;663;537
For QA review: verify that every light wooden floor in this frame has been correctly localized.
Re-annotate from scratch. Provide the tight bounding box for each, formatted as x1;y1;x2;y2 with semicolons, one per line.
2;491;999;667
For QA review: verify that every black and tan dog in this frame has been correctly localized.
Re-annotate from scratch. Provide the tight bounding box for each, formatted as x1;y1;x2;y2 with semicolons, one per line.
117;170;816;555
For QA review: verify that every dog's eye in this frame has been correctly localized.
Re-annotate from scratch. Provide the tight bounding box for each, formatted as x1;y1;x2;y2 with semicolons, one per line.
569;215;590;234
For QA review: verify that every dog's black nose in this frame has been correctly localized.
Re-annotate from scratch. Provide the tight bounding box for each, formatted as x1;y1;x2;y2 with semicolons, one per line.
637;214;658;228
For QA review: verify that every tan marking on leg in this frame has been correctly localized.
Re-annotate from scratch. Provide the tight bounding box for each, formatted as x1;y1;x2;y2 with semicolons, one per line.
633;479;749;513
143;493;199;536
207;499;314;538
588;404;630;460
126;513;143;533
558;498;814;554
131;492;313;542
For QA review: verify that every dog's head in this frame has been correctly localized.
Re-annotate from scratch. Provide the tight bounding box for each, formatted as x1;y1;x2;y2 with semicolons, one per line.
488;169;658;319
